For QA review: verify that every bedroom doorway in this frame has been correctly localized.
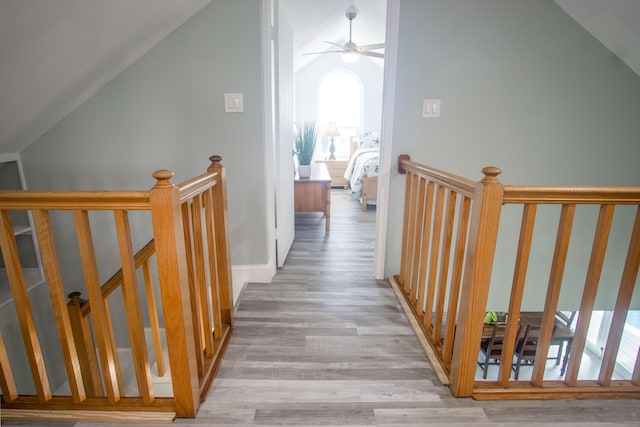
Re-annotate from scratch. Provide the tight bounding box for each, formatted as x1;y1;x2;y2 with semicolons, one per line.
285;0;386;207
272;0;397;279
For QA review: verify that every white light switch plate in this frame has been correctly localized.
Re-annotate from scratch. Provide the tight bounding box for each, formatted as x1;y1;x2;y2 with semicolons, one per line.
422;99;441;118
224;93;244;113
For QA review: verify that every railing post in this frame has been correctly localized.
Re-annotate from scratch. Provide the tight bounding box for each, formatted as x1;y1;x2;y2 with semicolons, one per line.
149;170;200;417
208;155;235;325
66;292;103;397
449;166;504;397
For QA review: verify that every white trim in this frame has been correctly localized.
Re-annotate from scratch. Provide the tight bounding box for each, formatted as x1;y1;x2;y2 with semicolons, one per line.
261;0;277;280
231;264;273;306
374;0;401;280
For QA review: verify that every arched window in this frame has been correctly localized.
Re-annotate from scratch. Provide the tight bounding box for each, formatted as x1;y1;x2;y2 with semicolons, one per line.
317;71;362;159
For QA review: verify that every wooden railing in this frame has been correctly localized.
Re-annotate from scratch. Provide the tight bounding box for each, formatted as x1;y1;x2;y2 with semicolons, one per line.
391;155;640;400
0;155;233;422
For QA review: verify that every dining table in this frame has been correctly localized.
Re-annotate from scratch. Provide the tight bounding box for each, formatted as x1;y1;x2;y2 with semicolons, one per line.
481;311;574;375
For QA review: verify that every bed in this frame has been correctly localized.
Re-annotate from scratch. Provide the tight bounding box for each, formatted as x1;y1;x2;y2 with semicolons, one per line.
343;132;380;211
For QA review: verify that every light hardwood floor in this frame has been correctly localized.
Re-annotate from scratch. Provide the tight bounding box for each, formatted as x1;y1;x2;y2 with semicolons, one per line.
4;190;639;426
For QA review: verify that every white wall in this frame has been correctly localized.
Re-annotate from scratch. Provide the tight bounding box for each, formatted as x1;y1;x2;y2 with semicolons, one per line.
386;0;640;309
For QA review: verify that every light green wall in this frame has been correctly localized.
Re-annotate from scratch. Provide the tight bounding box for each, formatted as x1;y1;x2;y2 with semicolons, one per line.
21;0;266;267
386;0;640;309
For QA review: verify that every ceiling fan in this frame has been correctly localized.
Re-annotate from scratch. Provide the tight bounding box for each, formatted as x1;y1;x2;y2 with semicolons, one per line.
303;7;384;63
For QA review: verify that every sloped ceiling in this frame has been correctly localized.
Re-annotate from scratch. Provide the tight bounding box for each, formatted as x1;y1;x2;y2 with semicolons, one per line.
0;0;211;154
0;0;639;155
280;0;387;72
554;0;640;76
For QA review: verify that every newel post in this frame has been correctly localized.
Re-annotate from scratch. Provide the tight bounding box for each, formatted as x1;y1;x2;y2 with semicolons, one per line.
449;166;504;397
66;292;102;397
149;170;200;417
208;155;234;325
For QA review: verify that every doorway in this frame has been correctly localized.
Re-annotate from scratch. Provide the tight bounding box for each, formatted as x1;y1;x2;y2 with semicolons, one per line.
266;0;399;278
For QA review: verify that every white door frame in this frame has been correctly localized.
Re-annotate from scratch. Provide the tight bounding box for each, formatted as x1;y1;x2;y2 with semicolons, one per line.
374;0;400;279
261;0;277;278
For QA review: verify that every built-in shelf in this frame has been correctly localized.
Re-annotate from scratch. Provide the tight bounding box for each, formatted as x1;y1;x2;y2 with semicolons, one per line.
0;154;45;306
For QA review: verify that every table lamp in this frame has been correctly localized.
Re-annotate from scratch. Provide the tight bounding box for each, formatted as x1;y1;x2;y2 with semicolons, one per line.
325;121;340;160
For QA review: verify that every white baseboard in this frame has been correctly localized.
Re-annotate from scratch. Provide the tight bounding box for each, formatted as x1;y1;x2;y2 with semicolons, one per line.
231;264;273;307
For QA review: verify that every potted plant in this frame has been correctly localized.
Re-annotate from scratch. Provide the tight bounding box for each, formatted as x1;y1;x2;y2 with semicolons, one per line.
294;121;317;178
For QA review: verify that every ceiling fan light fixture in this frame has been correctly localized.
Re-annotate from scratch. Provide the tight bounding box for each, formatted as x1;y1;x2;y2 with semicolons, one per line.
342;51;359;63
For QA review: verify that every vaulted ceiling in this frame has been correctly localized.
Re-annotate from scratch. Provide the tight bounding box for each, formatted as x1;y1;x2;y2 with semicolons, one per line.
0;0;639;155
0;0;211;154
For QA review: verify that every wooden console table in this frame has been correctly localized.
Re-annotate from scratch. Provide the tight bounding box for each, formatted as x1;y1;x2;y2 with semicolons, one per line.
294;163;331;233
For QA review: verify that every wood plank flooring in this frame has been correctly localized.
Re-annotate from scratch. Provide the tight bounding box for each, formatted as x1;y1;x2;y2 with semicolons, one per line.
4;189;639;426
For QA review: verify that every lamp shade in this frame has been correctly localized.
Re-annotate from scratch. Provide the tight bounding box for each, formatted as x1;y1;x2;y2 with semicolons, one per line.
325;121;340;137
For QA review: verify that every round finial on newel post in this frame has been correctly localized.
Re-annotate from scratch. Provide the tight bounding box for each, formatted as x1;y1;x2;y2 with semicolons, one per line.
152;170;174;188
68;291;83;305
481;166;502;183
208;155;222;172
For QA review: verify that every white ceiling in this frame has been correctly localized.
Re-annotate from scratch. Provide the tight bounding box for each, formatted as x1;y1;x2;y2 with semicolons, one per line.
280;0;387;71
0;0;639;155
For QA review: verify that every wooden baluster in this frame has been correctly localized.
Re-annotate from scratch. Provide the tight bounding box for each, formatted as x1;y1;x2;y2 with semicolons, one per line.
113;210;154;404
32;209;86;403
73;210;121;402
149;170;200;417
0;329;18;402
203;187;222;340
565;204;615;386
442;196;471;366
182;201;205;376
407;175;426;306
103;298;125;395
449;167;504;397
433;191;457;346
191;194;215;354
142;260;166;377
498;203;537;386
208;156;234;325
599;206;640;386
425;185;445;335
0;211;52;402
67;292;103;397
531;204;575;386
404;173;419;294
416;179;432;318
398;164;413;287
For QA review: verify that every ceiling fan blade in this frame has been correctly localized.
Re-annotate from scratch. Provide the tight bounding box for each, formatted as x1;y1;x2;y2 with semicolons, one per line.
359;51;384;59
302;49;342;56
358;43;385;51
324;41;344;49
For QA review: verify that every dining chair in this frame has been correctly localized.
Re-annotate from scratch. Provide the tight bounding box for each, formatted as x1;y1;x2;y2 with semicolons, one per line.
551;311;576;368
478;323;512;379
513;324;541;380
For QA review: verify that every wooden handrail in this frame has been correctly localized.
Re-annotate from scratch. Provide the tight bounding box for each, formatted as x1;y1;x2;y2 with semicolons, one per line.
392;154;640;401
0;191;150;210
78;239;157;315
0;155;234;421
503;186;640;204
398;155;476;197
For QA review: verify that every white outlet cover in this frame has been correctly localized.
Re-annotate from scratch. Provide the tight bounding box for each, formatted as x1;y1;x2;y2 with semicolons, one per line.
422;99;441;118
224;93;244;113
